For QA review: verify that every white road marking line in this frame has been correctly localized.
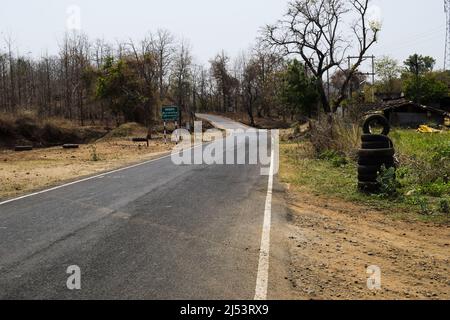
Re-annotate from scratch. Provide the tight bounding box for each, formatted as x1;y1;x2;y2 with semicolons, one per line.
254;141;275;300
0;153;175;206
0;134;215;207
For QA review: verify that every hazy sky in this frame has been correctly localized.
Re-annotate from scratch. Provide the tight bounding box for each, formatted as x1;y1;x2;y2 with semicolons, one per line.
0;0;446;69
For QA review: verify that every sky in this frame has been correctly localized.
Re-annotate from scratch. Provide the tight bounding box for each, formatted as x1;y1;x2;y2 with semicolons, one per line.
0;0;446;69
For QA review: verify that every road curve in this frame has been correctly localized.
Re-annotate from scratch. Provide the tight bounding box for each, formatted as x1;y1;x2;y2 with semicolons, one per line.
0;115;291;300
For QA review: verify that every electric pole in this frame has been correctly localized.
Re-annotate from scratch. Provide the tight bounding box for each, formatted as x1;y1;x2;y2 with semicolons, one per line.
445;0;450;70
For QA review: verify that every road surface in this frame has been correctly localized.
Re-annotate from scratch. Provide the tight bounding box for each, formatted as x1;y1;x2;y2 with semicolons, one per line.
0;114;291;299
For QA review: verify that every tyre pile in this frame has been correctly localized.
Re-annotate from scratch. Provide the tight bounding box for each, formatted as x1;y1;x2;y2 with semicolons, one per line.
358;115;396;193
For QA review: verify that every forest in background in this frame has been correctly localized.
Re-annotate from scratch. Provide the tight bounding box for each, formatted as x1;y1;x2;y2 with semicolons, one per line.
1;0;449;132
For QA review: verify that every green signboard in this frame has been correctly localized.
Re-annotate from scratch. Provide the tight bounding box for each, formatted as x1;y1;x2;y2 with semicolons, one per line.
162;106;179;121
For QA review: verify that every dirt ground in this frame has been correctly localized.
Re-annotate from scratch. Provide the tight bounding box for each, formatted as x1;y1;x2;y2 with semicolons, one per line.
283;184;450;300
0;136;173;200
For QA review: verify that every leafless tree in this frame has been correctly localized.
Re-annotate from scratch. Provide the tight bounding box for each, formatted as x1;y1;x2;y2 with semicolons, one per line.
151;29;175;101
171;39;192;124
127;37;159;137
210;51;239;113
264;0;380;112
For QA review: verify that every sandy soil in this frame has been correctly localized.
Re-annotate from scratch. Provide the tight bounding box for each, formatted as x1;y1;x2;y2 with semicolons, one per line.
283;185;450;300
0;137;173;200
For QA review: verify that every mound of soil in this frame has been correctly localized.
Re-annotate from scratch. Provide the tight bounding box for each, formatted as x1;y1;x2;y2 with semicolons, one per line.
0;116;107;149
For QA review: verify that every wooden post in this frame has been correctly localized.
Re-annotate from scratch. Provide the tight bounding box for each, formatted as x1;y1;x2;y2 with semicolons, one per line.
164;121;167;144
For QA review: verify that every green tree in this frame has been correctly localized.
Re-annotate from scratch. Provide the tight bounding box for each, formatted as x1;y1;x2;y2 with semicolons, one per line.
403;73;448;104
402;54;447;104
280;59;318;118
375;56;402;95
96;57;141;124
404;54;435;75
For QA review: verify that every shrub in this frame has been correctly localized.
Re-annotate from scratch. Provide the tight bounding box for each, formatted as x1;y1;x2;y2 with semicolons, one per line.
377;166;400;197
0;116;16;137
309;115;361;159
14;116;39;140
439;198;450;214
90;145;100;161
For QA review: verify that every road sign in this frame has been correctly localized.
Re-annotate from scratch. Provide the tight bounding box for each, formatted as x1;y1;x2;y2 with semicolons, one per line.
162;106;179;121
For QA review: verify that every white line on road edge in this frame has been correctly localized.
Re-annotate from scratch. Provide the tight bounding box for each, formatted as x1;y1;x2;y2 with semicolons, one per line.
0;127;223;208
254;140;275;300
0;139;213;207
0;153;175;206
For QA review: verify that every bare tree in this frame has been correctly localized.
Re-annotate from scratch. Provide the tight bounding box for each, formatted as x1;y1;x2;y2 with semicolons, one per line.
265;0;380;112
152;29;175;101
5;36;16;112
171;39;192;124
243;59;259;127
127;37;159;138
210;51;236;113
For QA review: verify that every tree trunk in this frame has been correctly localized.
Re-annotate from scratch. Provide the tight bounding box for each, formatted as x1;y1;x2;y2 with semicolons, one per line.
317;79;331;113
247;103;255;127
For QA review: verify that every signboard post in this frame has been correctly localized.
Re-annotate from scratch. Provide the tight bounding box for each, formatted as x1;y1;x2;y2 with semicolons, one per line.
162;106;180;144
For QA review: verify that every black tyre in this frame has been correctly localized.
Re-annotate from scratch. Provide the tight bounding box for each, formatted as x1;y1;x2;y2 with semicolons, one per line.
358;156;394;166
358;173;379;182
358;165;382;175
358;182;380;193
358;148;395;158
361;134;392;143
361;141;392;149
363;114;390;136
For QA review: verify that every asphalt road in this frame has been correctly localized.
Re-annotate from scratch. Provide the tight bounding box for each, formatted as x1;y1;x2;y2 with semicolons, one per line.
0;114;291;300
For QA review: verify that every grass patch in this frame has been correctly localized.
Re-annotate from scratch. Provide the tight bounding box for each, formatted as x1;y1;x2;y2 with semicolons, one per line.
280;138;450;224
391;129;450;162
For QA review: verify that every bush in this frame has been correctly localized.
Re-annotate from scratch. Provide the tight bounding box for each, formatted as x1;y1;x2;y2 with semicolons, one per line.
439;198;450;214
377;166;400;197
90;145;100;161
309;115;361;159
0;115;16;139
41;123;64;144
14;116;39;140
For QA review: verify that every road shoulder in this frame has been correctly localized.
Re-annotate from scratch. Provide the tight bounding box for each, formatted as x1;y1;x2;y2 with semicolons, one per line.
282;183;450;300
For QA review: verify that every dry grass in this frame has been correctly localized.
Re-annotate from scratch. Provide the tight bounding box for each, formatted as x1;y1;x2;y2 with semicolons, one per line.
309;115;362;159
0;123;174;200
0;111;108;148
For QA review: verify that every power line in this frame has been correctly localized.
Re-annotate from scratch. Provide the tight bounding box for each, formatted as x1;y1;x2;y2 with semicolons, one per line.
385;31;446;54
381;24;445;48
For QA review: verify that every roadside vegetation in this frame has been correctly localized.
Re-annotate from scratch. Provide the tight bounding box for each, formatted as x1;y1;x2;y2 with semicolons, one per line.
0;0;449;222
0;111;107;149
0;122;173;200
281;127;450;223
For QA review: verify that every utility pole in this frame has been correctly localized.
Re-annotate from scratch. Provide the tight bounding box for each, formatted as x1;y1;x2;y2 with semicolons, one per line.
444;0;450;70
347;55;376;102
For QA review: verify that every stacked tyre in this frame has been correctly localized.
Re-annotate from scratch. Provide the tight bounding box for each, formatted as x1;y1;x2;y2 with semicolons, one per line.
358;115;395;193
